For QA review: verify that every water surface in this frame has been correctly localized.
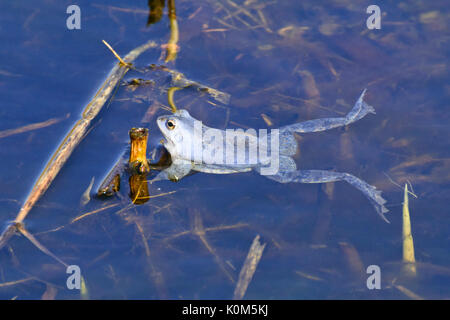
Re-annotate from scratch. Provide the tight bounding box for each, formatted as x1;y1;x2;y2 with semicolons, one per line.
0;0;449;299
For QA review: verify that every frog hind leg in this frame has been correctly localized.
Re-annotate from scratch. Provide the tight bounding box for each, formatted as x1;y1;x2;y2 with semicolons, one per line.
265;169;389;223
279;89;374;135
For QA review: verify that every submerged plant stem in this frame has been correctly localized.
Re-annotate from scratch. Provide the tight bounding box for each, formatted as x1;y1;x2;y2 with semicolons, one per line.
167;87;182;113
165;0;179;63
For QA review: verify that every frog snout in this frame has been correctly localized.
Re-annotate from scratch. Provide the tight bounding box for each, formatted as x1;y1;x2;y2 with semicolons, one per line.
156;117;166;128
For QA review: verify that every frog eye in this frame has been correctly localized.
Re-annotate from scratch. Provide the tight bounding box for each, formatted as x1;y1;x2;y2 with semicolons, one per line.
166;119;176;130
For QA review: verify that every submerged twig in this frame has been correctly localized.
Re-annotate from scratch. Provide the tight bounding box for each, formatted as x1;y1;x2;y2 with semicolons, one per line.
0;277;35;288
135;220;167;298
16;222;88;298
16;224;68;268
191;211;235;284
0;40;158;250
0;114;69;139
394;284;423;300
102;40;131;67
383;172;418;198
71;203;120;224
233;235;266;300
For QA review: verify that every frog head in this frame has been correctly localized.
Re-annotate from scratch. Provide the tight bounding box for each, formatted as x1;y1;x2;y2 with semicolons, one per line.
156;109;199;160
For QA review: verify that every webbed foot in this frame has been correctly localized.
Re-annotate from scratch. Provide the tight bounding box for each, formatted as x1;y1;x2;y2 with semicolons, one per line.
280;89;375;134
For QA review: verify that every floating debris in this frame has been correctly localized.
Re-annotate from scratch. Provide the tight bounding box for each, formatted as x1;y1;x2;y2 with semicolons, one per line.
0;113;69;140
71;203;120;224
144;64;231;105
319;22;340;36
0;277;35;288
394;284;423;300
297;70;320;99
41;284;58;300
124;78;155;92
147;0;165;26
402;183;416;277
260;113;273;126
295;270;324;282
339;241;365;280
0;40;158;250
233;235;266;300
80;177;95;207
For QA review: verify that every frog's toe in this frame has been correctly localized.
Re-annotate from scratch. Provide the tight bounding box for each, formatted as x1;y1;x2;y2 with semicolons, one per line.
357;89;376;115
371;191;390;223
355;178;390;223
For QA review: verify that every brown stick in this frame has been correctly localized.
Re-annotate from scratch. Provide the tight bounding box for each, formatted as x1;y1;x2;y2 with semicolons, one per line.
129;128;150;173
0;40;157;250
128;127;150;204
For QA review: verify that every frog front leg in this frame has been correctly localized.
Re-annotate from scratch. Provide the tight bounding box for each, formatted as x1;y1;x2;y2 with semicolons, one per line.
149;159;193;183
280;89;375;134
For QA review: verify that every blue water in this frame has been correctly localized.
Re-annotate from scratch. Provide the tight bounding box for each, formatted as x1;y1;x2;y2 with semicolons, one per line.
0;0;449;299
